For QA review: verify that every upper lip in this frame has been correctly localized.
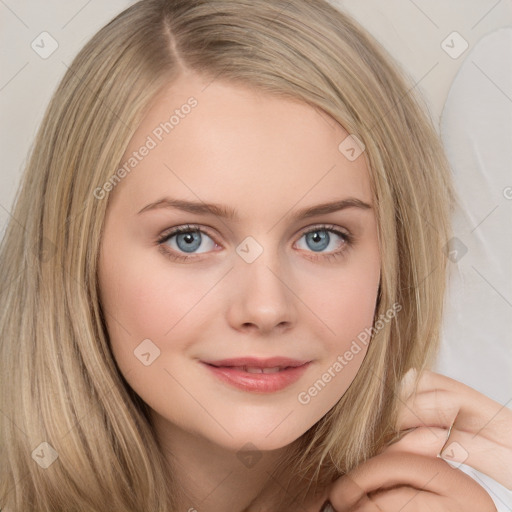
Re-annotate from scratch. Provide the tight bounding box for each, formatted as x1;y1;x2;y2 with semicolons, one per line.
202;357;310;369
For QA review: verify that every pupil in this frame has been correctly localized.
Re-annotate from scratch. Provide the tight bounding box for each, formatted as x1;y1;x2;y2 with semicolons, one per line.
306;230;329;251
177;231;201;252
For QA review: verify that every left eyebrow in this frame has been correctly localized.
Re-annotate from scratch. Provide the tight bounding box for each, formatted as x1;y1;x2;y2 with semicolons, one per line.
296;198;372;218
137;196;372;220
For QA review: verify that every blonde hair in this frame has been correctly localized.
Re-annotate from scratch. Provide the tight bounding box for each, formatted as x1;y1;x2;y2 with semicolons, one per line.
0;0;456;510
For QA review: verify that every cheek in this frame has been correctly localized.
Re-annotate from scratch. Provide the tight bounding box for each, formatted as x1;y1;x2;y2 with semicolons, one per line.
304;252;380;348
98;243;216;369
294;289;378;417
295;246;380;406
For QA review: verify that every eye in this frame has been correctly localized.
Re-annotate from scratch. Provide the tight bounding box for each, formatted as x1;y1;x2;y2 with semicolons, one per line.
294;225;352;259
157;223;353;263
157;224;218;261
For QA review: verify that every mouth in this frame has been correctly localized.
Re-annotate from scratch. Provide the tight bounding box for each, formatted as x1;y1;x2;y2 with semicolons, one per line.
208;365;292;374
202;356;309;369
200;357;311;393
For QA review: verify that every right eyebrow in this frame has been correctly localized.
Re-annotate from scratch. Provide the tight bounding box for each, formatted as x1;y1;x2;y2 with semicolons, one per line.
137;197;238;219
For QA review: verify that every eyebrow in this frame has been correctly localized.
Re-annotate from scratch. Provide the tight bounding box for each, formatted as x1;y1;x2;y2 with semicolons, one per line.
137;196;372;220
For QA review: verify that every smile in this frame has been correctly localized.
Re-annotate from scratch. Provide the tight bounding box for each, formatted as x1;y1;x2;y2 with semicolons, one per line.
201;361;311;393
230;366;284;374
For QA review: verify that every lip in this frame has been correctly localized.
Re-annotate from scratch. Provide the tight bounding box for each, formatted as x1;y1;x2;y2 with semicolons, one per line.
202;356;310;368
200;357;311;393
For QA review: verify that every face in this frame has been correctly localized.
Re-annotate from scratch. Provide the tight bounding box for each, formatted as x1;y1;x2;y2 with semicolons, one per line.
98;73;381;452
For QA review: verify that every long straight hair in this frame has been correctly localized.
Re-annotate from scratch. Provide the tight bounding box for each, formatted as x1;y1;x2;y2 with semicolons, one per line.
0;0;455;510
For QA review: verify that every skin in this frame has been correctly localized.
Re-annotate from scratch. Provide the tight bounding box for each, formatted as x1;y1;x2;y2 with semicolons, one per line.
97;71;381;511
328;370;512;511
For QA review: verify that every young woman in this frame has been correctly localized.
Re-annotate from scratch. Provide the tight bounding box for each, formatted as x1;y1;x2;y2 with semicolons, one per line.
1;1;510;510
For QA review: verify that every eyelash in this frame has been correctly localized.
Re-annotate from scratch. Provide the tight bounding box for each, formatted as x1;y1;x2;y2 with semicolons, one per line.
156;223;354;263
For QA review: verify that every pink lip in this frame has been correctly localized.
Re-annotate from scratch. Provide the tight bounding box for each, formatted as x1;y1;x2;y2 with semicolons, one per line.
200;357;311;393
203;356;309;368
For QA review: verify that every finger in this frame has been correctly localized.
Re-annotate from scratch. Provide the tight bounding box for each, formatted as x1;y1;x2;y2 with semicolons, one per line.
369;486;495;512
398;370;510;434
368;487;446;512
334;493;382;512
380;426;448;457
396;374;512;488
328;451;496;512
399;370;475;403
397;386;506;433
398;387;459;429
438;428;512;490
385;425;512;490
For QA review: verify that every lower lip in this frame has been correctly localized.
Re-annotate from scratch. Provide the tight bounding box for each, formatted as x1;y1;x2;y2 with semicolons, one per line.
201;362;311;393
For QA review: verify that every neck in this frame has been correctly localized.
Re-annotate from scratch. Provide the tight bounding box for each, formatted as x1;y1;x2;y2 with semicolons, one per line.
150;412;330;512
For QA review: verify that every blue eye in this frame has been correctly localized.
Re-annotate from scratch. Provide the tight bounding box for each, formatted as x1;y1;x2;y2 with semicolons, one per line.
157;224;353;263
159;226;217;255
294;226;353;262
296;227;349;253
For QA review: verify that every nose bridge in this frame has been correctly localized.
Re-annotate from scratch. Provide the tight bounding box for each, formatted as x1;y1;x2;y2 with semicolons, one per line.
237;239;290;304
226;236;297;332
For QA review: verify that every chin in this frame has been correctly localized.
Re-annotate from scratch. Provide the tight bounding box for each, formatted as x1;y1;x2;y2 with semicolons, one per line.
213;424;308;454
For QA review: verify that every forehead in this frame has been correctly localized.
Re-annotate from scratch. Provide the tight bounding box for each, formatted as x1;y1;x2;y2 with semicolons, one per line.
108;73;373;218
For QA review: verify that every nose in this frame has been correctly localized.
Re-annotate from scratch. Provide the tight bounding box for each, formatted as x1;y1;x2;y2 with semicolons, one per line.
225;251;298;335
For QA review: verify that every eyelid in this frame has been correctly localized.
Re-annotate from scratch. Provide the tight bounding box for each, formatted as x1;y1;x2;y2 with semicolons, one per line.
157;223;350;246
296;223;350;239
157;223;219;244
156;224;221;263
157;224;222;252
156;222;354;262
293;223;353;258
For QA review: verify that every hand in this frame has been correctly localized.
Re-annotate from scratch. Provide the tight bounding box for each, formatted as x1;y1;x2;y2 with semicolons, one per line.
395;370;512;489
327;444;497;511
326;369;512;511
